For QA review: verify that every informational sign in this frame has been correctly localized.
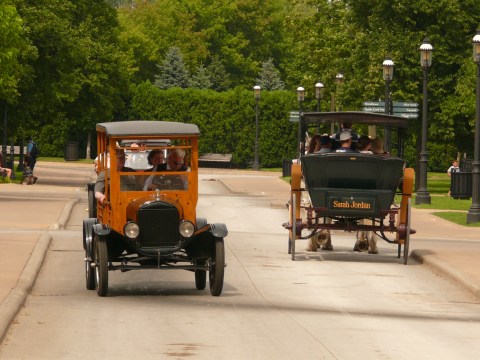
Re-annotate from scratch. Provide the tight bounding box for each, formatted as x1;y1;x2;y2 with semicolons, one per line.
362;101;419;119
289;111;300;122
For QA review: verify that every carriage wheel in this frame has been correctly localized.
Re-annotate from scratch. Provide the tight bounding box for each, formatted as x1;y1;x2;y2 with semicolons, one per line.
195;261;207;290
94;235;109;297
209;239;225;296
403;198;412;265
397;243;401;259
291;193;297;261
288;200;292;254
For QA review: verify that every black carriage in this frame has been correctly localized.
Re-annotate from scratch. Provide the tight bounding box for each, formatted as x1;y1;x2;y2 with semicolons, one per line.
283;111;415;264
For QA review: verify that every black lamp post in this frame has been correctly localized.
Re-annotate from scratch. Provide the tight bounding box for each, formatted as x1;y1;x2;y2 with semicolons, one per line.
297;86;305;158
333;72;344;133
315;82;325;133
415;38;433;205
383;57;394;152
252;85;261;171
467;30;480;223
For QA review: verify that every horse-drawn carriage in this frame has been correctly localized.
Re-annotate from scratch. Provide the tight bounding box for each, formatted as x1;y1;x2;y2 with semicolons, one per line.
283;111;416;264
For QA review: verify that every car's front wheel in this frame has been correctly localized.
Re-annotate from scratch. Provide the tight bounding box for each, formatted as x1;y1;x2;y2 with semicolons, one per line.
209;239;225;296
94;234;109;297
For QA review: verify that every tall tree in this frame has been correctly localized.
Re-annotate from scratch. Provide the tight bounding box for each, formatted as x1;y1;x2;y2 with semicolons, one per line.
154;47;190;89
256;58;285;90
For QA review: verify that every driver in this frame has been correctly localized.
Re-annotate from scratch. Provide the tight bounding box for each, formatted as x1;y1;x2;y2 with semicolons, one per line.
143;148;187;190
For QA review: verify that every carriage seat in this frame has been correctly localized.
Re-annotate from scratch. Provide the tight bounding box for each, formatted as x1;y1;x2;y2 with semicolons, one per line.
301;153;405;218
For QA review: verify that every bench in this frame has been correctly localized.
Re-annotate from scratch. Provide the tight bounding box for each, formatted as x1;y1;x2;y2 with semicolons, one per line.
198;153;233;168
0;145;26;156
301;153;404;218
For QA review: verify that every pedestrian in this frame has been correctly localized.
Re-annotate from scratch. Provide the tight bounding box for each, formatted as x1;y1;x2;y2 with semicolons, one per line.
26;137;39;171
447;160;460;197
21;156;37;185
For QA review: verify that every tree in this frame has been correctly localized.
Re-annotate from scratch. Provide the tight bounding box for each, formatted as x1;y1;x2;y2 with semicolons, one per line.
256;58;284;90
190;65;212;89
206;57;230;91
154;47;190;89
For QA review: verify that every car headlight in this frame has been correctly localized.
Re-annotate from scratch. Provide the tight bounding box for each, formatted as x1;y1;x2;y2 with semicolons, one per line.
179;221;195;238
124;222;140;239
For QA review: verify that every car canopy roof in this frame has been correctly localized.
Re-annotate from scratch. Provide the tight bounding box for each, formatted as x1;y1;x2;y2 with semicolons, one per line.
96;121;200;137
300;111;410;128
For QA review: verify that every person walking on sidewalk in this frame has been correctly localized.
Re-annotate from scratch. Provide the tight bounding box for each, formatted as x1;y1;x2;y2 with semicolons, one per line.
26;137;39;171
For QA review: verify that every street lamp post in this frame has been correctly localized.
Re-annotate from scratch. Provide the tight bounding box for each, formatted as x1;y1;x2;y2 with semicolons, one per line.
333;73;344;133
467;30;480;223
383;57;394;152
415;38;433;205
297;86;305;158
252;85;261;171
315;82;325;133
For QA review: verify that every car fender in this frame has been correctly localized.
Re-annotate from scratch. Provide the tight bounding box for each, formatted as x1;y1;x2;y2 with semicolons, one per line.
209;223;228;238
93;223;111;237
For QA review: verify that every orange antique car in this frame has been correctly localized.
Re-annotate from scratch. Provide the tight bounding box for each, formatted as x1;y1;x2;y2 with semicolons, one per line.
83;121;227;296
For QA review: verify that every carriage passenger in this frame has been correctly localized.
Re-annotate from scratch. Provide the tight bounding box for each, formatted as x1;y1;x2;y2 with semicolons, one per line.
334;131;359;153
356;135;373;154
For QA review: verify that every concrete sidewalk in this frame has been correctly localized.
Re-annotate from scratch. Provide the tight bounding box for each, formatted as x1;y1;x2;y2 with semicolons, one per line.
0;164;479;343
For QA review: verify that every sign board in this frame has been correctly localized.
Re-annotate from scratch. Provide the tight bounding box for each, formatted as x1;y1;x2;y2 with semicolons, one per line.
362;100;419;119
289;111;299;122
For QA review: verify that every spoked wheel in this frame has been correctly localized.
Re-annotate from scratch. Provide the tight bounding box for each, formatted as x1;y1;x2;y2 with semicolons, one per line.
403;198;412;265
94;234;109;297
83;220;95;290
209;239;225;296
195;261;207;290
291;193;297;261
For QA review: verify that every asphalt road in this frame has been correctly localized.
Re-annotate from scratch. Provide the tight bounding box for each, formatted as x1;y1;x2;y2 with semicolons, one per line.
1;169;480;359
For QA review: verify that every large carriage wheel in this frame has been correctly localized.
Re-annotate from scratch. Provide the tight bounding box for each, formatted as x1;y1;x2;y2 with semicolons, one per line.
94;234;109;297
209;239;225;296
83;221;95;290
291;193;297;261
195;261;207;290
403;198;412;265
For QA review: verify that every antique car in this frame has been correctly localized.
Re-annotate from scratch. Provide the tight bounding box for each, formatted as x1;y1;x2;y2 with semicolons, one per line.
283;111;416;264
82;120;227;296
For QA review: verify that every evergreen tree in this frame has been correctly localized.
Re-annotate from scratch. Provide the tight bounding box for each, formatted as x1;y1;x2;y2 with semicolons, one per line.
154;47;190;89
190;64;212;89
206;57;230;91
256;58;284;90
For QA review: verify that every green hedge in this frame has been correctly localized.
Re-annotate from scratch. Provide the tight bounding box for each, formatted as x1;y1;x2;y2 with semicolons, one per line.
129;82;299;167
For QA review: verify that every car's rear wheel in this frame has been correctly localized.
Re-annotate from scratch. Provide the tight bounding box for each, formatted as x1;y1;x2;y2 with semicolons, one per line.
83;220;95;290
195;263;207;290
209;239;225;296
94;235;109;297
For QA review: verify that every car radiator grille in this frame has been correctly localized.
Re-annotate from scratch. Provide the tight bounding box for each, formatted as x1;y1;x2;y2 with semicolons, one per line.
138;206;180;248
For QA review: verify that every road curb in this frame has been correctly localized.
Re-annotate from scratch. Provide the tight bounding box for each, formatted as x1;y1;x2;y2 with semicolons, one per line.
0;232;52;342
411;249;480;299
55;197;80;230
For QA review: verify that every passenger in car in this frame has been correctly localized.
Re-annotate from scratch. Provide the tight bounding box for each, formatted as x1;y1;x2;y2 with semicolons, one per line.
146;149;166;171
95;150;136;203
371;137;389;156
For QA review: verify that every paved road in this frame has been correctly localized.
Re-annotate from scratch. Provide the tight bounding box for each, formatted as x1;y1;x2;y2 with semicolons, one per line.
1;168;480;359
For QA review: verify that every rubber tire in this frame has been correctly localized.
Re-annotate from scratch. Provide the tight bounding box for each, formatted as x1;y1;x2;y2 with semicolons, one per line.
209;239;225;296
83;221;95;290
88;188;95;219
195;260;207;290
94;235;109;297
195;269;207;290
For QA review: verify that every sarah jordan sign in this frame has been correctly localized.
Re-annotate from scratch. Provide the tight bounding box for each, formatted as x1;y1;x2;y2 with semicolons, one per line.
329;197;375;213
